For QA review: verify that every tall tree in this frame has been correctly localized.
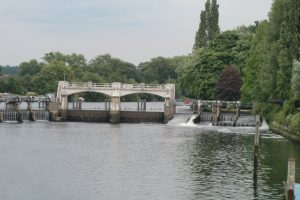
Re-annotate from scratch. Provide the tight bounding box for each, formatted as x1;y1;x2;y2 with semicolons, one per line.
194;11;208;49
241;0;300;102
194;0;220;49
208;0;220;40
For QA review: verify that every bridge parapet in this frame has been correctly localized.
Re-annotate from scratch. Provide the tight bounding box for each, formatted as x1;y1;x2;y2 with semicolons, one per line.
64;82;169;91
57;81;175;101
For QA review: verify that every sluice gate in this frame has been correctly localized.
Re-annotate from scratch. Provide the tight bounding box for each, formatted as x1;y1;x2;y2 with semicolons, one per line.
196;100;258;127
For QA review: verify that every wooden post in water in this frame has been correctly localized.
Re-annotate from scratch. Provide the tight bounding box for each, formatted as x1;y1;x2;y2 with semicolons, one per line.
253;115;260;178
285;158;295;200
0;112;3;122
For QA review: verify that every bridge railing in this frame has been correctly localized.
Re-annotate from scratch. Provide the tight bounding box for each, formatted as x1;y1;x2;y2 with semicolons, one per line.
0;96;52;102
65;82;166;90
67;82;112;88
129;84;164;90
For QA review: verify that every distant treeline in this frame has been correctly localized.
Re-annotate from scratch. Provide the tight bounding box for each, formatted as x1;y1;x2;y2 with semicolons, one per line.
0;65;19;75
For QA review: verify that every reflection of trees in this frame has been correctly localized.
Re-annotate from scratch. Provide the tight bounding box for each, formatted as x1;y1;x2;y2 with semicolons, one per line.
185;132;254;199
184;131;300;199
259;137;300;193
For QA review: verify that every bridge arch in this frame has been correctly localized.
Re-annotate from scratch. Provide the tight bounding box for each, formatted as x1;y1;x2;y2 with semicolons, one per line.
120;91;166;99
65;90;112;98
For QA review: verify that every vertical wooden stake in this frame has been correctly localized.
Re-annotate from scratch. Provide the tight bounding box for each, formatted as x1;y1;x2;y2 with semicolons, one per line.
285;158;295;200
253;115;260;179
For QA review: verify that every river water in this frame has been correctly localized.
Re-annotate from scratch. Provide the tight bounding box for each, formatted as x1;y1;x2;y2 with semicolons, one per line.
0;105;300;200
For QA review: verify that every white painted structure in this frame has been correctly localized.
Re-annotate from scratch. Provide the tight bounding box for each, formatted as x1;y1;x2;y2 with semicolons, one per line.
56;81;176;110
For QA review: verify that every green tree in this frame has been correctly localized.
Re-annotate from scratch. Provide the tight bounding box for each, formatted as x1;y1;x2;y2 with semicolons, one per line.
194;0;220;49
194;11;208;49
291;60;300;101
181;30;252;99
43;52;66;64
241;0;300;102
208;0;220;40
139;57;177;84
32;61;73;94
65;53;87;80
19;59;43;76
88;54;139;82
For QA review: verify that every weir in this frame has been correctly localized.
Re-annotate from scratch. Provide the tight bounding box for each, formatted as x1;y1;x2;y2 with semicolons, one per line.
195;100;257;127
0;81;175;124
0;96;56;123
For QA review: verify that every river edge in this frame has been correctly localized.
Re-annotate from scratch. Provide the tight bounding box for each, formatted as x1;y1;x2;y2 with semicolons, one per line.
269;121;300;143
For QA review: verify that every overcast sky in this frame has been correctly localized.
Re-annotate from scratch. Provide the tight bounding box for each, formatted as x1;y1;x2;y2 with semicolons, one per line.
0;0;273;66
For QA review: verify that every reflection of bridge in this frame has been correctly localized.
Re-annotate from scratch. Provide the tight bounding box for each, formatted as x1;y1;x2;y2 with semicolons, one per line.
57;81;176;123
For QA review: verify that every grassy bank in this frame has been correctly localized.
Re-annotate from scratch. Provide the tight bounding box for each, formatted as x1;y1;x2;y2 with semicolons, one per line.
254;101;300;142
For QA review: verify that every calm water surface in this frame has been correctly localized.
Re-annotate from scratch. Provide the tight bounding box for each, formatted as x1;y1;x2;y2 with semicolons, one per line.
0;113;300;200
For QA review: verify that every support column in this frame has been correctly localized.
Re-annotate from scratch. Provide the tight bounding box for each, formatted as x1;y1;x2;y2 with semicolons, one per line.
164;97;174;123
212;102;220;125
60;95;68;120
15;102;23;123
110;96;120;123
233;105;240;127
27;101;35;121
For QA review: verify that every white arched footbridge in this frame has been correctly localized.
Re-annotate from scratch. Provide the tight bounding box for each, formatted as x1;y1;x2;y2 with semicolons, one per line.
56;81;176;111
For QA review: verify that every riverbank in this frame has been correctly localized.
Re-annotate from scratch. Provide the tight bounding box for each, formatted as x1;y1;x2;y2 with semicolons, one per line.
254;102;300;143
269;121;300;143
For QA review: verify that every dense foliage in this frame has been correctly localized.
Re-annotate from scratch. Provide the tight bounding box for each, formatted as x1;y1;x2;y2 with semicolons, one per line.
291;60;300;101
242;0;300;102
180;28;253;99
241;0;300;130
0;53;185;101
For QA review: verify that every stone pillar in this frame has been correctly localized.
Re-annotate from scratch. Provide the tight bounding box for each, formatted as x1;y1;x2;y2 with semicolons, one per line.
164;97;174;123
27;102;35;121
60;95;68;120
45;102;59;121
197;100;203;115
61;95;68;110
110;96;120;123
212;103;220;125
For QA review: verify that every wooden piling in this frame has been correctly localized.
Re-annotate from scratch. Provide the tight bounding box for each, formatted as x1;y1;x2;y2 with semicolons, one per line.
285;158;295;200
253;115;260;178
0;112;3;122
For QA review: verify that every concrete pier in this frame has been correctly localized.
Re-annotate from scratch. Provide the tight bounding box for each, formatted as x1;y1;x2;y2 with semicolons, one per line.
27;102;35;121
164;97;175;123
109;96;120;123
